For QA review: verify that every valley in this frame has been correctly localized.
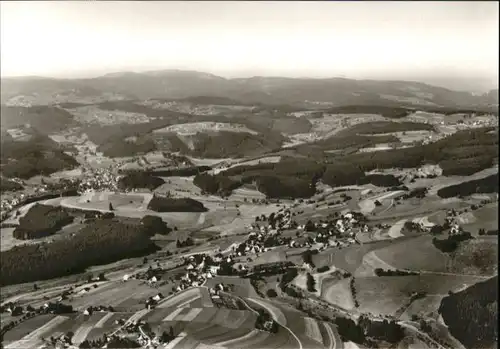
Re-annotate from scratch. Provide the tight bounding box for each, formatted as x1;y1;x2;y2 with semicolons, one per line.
0;73;498;349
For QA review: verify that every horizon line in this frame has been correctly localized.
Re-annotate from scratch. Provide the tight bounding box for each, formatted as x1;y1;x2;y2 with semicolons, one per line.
1;68;498;85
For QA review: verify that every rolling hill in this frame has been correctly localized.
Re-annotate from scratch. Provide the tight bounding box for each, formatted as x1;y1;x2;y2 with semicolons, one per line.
2;71;498;110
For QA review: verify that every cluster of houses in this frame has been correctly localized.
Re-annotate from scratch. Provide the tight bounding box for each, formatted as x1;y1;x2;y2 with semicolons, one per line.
1;192;26;219
78;166;119;193
1;165;120;221
444;209;466;235
454;115;498;128
70;105;150;125
132;254;224;300
0;182;63;221
291;211;364;250
177;255;222;289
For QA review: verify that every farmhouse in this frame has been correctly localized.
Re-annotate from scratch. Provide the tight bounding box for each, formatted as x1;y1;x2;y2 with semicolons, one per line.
210;265;221;275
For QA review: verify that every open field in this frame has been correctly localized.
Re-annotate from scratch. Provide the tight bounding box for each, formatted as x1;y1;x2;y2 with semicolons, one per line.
228;187;266;201
279;307;330;349
188;324;267;348
372;234;498;275
321;277;356;310
67;279;159;310
399;295;444;320
141;307;267;349
290;239;398;274
448;236;498;275
461;202;498;234
71;312;111;345
355;274;489;317
205;277;258;298
4;315;70;349
75;190;152;210
84;312;136;341
156;287;201;309
371;235;450;273
154;176;203;198
249;248;288;266
2;314;59;342
370;192;466;221
39;188;271;234
0;228;22;252
354;250;399;277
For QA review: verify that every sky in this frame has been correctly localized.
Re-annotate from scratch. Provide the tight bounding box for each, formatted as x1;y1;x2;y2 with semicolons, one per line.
1;1;498;90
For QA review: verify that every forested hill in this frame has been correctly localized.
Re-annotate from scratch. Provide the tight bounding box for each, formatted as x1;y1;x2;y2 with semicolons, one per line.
439;276;498;349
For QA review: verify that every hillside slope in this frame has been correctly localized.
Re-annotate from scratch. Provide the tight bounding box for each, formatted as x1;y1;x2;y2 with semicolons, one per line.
438;276;498;349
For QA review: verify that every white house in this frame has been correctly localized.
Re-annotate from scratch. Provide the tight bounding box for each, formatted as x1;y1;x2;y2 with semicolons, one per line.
303;262;313;270
209;265;221;275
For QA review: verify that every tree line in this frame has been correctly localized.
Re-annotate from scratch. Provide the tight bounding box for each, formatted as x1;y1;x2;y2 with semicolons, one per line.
117;172;165;191
437;173;498;198
147;196;207;212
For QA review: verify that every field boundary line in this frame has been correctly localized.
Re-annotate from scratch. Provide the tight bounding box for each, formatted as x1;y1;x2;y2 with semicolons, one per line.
245;297;303;349
163;307;184;321
214;328;260;347
322;321;343;349
94;312;114;328
163;331;187;349
5;315;68;349
177;295;201;308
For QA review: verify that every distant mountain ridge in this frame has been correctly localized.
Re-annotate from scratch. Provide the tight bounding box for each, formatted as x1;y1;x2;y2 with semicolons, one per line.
1;70;498;109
